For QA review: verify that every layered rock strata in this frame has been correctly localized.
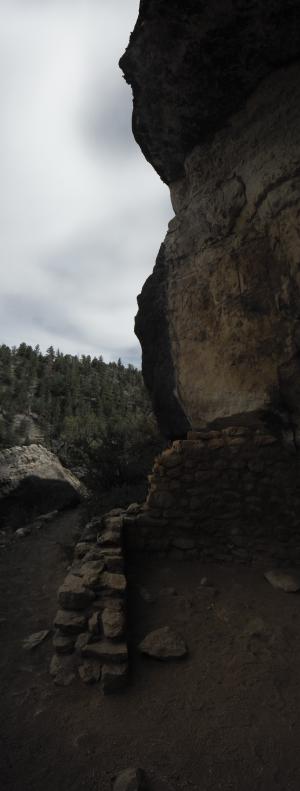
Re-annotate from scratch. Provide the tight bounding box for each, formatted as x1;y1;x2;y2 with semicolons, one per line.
51;511;128;693
121;1;300;441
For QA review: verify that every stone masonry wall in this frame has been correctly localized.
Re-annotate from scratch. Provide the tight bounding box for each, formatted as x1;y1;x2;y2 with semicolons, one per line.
124;430;300;565
51;510;128;692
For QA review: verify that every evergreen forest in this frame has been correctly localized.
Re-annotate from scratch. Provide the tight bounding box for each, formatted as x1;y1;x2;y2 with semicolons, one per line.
0;343;163;495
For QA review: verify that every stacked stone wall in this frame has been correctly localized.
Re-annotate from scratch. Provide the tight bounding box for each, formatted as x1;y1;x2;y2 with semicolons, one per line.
51;511;128;692
124;429;300;565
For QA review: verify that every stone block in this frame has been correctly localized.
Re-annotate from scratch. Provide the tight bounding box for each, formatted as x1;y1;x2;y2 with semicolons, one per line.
54;609;88;635
102;662;128;694
97;572;127;596
78;660;101;684
172;537;196;550
92;597;124;613
75;632;91;652
58;574;95;610
97;529;122;549
165;466;181;479
160;449;182;468
103;515;123;531
103;554;124;573
102;607;125;640
139;626;187;660
50;654;76;686
169;480;181;490
190;497;202;511
88;611;102;637
81;525;98;543
82;546;108;562
105;508;125;517
81;640;128;663
78;560;105;588
52;631;75;654
126;502;142;515
147;490;174;509
74;542;91;559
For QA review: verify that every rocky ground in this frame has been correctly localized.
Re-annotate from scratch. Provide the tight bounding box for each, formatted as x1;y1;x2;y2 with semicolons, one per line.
1;508;300;791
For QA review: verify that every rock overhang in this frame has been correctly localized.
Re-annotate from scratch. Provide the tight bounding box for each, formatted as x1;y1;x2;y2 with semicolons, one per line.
120;0;300;184
120;0;300;441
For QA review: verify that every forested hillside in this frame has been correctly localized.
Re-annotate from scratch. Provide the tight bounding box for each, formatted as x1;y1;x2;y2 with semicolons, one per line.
0;343;163;491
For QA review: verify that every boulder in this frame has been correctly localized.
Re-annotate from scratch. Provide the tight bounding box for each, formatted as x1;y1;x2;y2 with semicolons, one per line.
264;570;300;593
0;444;85;519
139;627;187;660
112;768;147;791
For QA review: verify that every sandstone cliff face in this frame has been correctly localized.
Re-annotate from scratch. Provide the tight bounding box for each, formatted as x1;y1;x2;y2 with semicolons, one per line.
121;1;300;441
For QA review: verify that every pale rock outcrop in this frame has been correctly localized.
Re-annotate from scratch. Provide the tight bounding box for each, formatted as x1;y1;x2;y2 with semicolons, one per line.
120;0;300;441
0;444;84;516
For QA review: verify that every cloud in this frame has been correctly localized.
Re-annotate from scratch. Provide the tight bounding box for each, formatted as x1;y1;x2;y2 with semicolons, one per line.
0;0;172;365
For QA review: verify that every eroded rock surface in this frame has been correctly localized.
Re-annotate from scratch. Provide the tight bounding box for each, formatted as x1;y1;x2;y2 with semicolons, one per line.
121;1;300;441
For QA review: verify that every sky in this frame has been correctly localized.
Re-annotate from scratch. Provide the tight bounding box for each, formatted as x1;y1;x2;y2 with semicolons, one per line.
0;0;171;367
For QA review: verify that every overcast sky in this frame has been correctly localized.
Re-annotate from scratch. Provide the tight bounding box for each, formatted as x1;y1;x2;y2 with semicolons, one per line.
0;0;171;366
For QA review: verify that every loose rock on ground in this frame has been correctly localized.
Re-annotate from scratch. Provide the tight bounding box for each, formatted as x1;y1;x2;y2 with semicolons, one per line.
139;627;187;661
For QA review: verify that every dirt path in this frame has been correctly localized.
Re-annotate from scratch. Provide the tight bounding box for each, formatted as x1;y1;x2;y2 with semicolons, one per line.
1;511;300;791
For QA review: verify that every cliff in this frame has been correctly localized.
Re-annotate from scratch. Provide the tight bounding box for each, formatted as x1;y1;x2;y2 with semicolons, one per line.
120;0;300;442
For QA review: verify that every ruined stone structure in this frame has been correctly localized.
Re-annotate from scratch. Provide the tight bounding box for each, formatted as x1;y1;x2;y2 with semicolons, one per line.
119;1;300;557
124;429;300;565
51;511;129;692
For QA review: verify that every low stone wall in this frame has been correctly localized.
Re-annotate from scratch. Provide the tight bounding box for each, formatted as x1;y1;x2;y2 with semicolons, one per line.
51;510;128;692
124;428;300;565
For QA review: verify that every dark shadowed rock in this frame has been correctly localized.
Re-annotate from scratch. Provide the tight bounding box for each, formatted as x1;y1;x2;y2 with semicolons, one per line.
120;0;300;185
58;574;95;610
78;660;101;684
81;640;128;664
97;572;127;597
102;663;128;695
23;630;50;650
54;609;88;635
52;631;75;655
49;654;76;686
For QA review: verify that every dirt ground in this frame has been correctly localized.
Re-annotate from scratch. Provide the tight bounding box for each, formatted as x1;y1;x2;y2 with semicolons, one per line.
1;508;300;791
